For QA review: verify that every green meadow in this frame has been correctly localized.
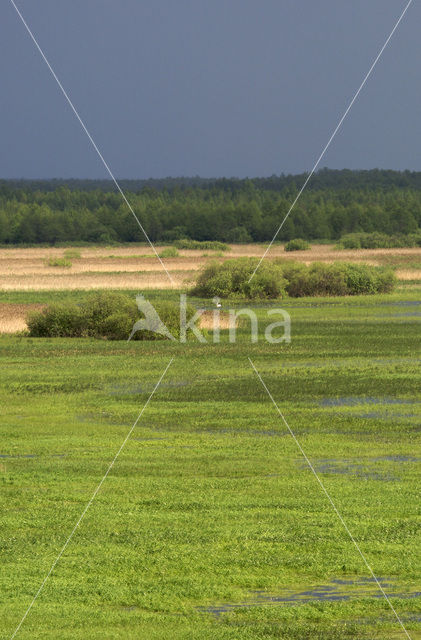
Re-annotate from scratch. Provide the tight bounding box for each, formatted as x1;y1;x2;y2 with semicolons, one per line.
1;288;420;639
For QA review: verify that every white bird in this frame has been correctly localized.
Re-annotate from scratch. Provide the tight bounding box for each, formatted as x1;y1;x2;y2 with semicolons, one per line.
213;297;222;308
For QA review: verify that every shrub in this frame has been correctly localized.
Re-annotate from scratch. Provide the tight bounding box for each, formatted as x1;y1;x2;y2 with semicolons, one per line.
26;292;202;341
27;303;86;337
158;246;179;258
174;239;229;251
63;249;81;259
408;232;421;247
337;234;362;249
280;262;308;295
285;262;347;297
101;312;136;340
45;257;72;267
360;232;390;249
79;292;138;337
340;262;378;295
338;231;421;250
27;292;138;340
134;300;183;341
193;257;397;300
373;267;397;293
193;261;233;298
192;258;287;299
305;263;348;297
284;261;396;297
284;238;310;251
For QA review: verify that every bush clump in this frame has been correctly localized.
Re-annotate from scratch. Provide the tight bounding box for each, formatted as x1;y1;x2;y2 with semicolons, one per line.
27;303;86;337
174;239;230;251
192;259;396;299
63;249;81;259
192;258;287;299
45;257;72;267
282;262;346;297
338;231;421;249
158;246;179;258
284;238;310;251
284;262;396;297
79;292;138;337
133;299;197;341
26;292;195;340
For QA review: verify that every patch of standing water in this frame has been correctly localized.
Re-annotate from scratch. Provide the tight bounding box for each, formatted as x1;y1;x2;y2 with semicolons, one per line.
297;455;420;481
357;411;418;419
297;458;394;481
198;577;421;617
320;397;419;407
0;453;36;458
375;311;421;318
0;453;65;458
393;300;421;306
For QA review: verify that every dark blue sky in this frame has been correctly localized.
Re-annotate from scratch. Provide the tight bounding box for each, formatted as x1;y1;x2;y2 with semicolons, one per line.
1;0;419;179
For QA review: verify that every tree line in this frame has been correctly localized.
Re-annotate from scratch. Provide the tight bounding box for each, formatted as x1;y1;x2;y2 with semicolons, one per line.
0;169;420;244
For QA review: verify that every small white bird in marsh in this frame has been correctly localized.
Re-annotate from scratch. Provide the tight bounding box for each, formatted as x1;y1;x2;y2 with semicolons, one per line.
213;297;222;308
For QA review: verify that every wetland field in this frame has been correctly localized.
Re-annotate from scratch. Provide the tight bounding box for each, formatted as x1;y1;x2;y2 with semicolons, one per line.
0;244;420;639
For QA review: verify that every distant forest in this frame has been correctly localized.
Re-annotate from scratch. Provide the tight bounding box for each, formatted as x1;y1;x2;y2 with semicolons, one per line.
0;169;420;244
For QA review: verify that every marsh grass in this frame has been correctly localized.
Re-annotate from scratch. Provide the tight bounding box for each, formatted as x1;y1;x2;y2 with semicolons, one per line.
0;245;420;294
0;289;420;638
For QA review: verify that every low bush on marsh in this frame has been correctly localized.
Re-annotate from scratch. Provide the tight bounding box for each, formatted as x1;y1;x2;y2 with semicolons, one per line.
133;299;197;341
27;303;86;337
284;238;310;251
63;249;81;259
79;292;138;337
158;246;179;258
337;231;421;249
27;292;136;339
192;258;396;299
192;258;287;299
174;239;229;251
284;262;396;296
45;257;72;268
26;292;193;340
